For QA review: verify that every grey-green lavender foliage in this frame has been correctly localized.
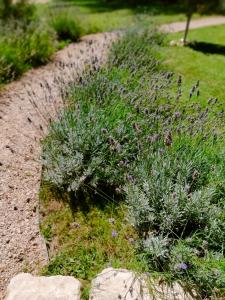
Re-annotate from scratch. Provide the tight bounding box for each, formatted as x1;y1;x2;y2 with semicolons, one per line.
42;27;225;297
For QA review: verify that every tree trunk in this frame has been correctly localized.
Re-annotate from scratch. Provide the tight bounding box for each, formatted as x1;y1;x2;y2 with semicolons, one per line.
183;13;192;44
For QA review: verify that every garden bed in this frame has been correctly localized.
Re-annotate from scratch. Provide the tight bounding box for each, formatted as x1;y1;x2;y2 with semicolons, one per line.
40;26;225;299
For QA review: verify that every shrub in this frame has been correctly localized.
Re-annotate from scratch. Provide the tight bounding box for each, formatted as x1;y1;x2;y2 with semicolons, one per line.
23;24;56;66
0;21;55;83
124;94;225;297
10;0;36;23
0;0;36;22
49;8;83;41
109;26;163;73
42;71;141;198
42;27;164;198
127;138;225;234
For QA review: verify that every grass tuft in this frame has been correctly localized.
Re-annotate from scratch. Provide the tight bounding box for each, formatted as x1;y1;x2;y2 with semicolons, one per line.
49;8;84;41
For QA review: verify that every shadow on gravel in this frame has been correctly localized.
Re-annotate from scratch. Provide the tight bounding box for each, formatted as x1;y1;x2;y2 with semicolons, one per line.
188;41;225;56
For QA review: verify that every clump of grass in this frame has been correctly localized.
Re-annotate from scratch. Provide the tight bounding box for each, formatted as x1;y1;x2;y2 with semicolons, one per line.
49;8;84;42
0;21;55;83
41;26;225;297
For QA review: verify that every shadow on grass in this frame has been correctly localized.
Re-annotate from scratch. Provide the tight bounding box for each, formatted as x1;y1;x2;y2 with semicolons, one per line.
40;179;122;215
68;183;122;214
188;41;225;56
51;0;185;15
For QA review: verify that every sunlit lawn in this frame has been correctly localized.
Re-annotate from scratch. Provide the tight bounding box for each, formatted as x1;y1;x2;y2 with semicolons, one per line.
37;0;202;32
161;25;225;105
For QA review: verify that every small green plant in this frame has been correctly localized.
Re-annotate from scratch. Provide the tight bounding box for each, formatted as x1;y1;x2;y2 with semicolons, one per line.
24;24;56;66
0;21;55;83
49;9;83;41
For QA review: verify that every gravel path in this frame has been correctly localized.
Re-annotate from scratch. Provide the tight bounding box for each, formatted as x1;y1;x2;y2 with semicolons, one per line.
1;16;225;299
0;32;117;299
161;16;225;32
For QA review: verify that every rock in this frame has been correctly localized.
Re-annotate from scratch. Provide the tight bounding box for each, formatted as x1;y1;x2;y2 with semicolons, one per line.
89;268;195;300
169;39;185;47
169;40;178;46
5;273;81;300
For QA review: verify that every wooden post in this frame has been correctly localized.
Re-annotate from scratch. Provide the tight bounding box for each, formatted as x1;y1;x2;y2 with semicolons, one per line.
183;13;192;44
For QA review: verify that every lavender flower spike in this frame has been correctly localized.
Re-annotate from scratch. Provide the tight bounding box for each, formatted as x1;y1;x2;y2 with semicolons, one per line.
111;230;118;238
178;262;188;270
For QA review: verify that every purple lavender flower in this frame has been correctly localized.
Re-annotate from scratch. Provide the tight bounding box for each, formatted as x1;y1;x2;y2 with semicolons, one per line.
101;128;108;134
144;108;149;115
177;75;182;86
148;134;160;143
174;111;181;119
126;174;135;183
178;262;188;270
111;230;118;238
172;192;177;200
164;131;172;147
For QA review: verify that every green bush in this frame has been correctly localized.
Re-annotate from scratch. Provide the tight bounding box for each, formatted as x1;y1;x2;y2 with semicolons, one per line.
42;27;163;197
0;21;55;83
0;0;36;22
23;25;56;66
10;1;36;23
126;138;225;237
49;9;83;41
0;3;92;84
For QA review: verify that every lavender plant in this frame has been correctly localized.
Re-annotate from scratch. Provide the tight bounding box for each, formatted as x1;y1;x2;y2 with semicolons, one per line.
42;26;225;297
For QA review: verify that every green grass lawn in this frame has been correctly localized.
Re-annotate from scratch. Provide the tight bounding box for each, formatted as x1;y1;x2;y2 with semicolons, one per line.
161;25;225;105
38;0;202;32
40;185;146;299
1;0;217;85
1;0;197;85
